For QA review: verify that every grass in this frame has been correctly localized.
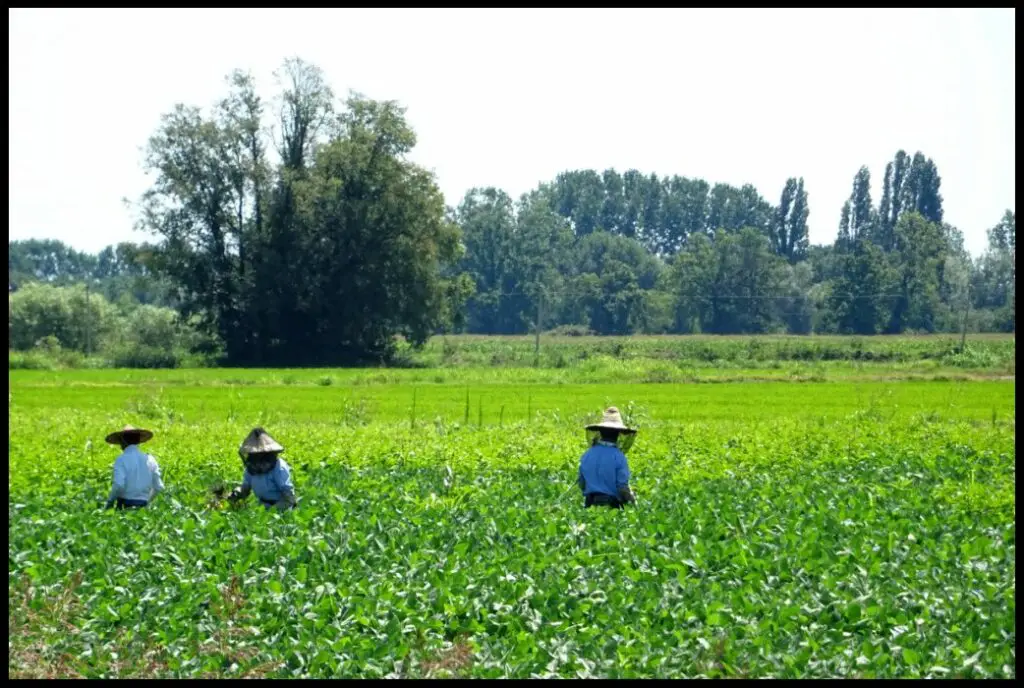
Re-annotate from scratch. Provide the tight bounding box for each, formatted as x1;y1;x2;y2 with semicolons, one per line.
7;366;1015;678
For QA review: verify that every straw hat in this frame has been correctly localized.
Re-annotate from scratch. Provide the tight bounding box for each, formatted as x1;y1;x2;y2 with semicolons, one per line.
238;427;284;459
585;407;636;434
105;425;154;445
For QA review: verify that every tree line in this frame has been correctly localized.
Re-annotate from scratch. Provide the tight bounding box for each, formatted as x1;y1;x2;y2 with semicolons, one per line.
8;58;1015;366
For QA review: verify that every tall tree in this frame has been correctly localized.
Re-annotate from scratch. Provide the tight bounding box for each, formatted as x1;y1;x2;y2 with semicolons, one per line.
829;238;894;334
572;232;660;335
838;166;874;245
639;173;664;252
273;58;334;172
887;212;947;333
275;94;464;362
972;210;1016;331
218;70;270;273
8;239;97;284
780;261;815;334
669;228;785;334
876;150;943;249
621;169;645;239
136;60;463;364
900;152;943;225
770;177;809;262
987;209;1016;254
513;190;574;329
599;168;626;235
455;188;519;333
137;102;247;358
550;170;604;237
878;161;894;249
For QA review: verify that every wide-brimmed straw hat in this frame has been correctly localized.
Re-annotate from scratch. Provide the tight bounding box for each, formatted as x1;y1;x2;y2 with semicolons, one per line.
585;407;636;434
105;425;154;445
238;427;284;459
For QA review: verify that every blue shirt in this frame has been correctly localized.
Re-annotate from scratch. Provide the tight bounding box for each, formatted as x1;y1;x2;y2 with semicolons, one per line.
578;441;631;498
242;458;295;506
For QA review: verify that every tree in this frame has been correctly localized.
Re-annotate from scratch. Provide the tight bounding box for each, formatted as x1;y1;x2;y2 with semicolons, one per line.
599;168;626;235
706;183;772;238
878;161;894;249
455;188;519;333
829;238;895;334
550;170;604;237
8;282;119;352
780;261;815;334
621;169;645;239
838;166;874;246
876;150;944;249
988;209;1016;255
514;191;574;330
666;232;716;333
667;228;785;334
887;212;947;333
567;231;663;335
770;177;809;263
8;239;97;284
137;102;248;360
218;69;271;277
281;94;464;362
972;210;1016;331
900;152;943;225
135;60;464;365
272;58;334;172
640;173;665;253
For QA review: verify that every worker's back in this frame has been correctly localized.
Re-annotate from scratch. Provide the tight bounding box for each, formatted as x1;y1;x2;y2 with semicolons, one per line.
578;441;629;498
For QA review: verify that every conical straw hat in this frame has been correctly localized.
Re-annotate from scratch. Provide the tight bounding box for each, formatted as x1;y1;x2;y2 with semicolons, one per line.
105;425;154;445
238;427;284;459
584;407;636;434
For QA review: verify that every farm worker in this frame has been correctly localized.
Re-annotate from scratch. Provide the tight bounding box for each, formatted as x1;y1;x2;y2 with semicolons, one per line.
227;428;297;511
578;407;637;508
104;425;164;510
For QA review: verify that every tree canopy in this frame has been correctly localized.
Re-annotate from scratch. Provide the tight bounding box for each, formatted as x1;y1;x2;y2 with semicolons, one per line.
8;59;1015;365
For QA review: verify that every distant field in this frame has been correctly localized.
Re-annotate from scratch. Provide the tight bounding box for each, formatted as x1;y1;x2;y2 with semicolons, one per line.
8;361;1015;678
406;333;1016;370
8;334;1016;379
8;374;1016;426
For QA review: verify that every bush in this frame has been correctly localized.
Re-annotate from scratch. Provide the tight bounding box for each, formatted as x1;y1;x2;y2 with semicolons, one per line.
105;344;181;369
545;324;595;337
9;283;121;351
8;351;56;370
34;335;62;354
9;282;224;368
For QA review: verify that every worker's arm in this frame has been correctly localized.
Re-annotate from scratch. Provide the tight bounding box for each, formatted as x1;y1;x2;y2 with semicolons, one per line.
105;458;126;508
577;460;586;494
149;457;165;498
615;454;635;504
228;472;252;501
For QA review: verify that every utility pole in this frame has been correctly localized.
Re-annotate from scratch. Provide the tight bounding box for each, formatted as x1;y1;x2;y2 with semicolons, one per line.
85;281;91;357
534;290;543;367
959;282;971;353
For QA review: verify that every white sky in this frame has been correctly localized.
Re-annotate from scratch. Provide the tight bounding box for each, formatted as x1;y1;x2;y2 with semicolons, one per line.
8;8;1015;256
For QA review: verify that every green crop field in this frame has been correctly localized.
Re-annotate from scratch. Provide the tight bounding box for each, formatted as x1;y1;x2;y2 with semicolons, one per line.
7;349;1016;678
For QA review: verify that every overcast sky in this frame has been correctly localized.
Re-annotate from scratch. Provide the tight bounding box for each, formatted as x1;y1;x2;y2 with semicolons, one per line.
8;8;1015;256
